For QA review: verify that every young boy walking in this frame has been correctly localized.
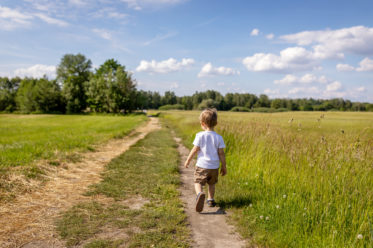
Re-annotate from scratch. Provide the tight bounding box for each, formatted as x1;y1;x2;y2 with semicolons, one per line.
184;108;227;212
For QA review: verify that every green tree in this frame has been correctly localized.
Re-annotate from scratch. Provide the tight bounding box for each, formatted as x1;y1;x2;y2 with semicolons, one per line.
254;94;270;107
57;53;92;113
162;91;177;105
86;59;137;113
0;77;21;112
198;99;219;110
16;77;64;113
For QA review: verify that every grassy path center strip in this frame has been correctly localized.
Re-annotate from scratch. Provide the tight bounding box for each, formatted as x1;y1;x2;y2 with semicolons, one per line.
56;126;191;247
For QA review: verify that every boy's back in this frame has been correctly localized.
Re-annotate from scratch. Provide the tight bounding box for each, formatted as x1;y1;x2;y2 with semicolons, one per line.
193;131;225;169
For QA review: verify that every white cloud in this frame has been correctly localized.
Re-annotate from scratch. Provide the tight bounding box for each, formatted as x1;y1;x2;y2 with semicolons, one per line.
243;47;322;73
92;28;112;40
198;63;239;78
266;33;274;40
136;58;194;73
356;86;366;92
33;13;68;27
336;63;355;72
250;28;259;36
356;57;373;71
90;8;128;20
0;6;69;30
121;0;185;10
0;6;33;30
322;91;347;98
68;0;87;6
14;64;56;78
281;26;373;58
288;86;320;95
170;82;179;89
274;73;329;85
336;57;373;72
326;81;342;92
264;88;279;95
143;31;177;46
274;74;297;85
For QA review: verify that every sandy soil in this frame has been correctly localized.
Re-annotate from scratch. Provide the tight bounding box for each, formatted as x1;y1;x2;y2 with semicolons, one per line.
0;118;160;248
174;136;247;248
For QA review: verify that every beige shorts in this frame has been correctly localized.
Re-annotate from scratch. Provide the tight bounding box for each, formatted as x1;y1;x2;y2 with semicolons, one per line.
194;166;219;185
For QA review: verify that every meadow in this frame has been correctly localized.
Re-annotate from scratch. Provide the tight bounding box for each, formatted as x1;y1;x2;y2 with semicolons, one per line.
163;111;373;248
0;114;146;170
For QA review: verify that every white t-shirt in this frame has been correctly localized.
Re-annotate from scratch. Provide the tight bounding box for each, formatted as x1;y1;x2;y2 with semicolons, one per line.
193;131;225;169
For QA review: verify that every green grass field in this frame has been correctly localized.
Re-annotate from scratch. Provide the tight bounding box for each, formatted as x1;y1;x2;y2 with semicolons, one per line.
0;114;146;169
163;111;373;248
57;127;190;247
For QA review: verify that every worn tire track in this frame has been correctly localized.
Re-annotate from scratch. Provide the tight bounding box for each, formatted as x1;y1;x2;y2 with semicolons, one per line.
0;118;160;248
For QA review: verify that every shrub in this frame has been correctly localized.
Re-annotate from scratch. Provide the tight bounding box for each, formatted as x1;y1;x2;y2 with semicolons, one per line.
158;104;185;110
230;106;250;112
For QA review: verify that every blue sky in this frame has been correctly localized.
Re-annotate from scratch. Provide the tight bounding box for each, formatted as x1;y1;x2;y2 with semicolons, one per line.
1;0;373;102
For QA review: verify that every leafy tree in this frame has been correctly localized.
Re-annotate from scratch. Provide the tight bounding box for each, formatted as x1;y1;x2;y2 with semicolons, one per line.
86;59;137;113
135;90;149;110
16;77;64;113
149;91;161;109
198;99;219;110
181;96;193;110
162;91;177;105
255;94;270;108
57;53;92;113
0;77;21;112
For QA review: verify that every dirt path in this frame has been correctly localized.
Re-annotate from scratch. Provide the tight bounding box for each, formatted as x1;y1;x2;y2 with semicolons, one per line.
0;118;160;248
174;136;247;248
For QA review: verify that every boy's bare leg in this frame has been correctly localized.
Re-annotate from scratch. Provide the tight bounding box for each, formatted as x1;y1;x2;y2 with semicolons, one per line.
208;184;215;200
194;183;203;195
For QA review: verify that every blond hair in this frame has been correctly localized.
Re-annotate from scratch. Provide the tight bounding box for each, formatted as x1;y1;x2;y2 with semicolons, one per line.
199;108;218;128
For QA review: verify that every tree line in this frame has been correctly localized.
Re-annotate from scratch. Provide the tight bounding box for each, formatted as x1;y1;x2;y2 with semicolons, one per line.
0;53;372;114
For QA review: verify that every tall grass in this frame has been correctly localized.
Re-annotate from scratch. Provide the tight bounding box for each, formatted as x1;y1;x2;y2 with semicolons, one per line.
163;111;373;247
0;114;146;168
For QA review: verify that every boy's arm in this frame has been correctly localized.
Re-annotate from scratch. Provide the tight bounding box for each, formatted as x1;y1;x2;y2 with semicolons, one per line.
218;148;227;176
184;146;200;168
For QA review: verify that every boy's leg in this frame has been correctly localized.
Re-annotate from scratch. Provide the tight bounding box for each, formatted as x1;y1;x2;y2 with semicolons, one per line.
207;183;215;200
194;183;205;212
194;183;203;195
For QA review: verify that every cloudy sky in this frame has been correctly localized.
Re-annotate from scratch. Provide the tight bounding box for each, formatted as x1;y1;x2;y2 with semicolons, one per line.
1;0;373;102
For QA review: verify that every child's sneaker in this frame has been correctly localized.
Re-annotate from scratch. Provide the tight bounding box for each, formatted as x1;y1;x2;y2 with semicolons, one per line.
195;192;205;212
207;199;216;207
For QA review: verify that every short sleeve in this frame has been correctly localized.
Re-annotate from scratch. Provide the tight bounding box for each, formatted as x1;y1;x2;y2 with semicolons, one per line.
193;133;201;147
218;135;225;148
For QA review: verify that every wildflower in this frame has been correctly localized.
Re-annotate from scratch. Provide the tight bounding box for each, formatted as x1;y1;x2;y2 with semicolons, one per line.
357;234;363;240
266;216;270;221
283;194;287;199
260;215;263;219
249;204;253;207
276;205;280;209
304;207;307;210
245;182;248;185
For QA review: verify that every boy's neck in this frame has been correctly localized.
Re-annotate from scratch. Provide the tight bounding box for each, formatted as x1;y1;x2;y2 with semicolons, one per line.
204;127;214;131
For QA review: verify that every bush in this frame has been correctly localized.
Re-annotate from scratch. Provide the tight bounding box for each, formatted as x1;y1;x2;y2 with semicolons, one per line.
198;99;219;110
275;108;289;112
230;106;250;112
158;104;185;110
251;107;276;113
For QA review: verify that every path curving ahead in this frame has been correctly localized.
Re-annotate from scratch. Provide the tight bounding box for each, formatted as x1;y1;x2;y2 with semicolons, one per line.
174;136;247;248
